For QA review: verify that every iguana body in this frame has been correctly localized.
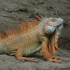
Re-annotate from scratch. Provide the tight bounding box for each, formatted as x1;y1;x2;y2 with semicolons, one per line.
0;14;63;62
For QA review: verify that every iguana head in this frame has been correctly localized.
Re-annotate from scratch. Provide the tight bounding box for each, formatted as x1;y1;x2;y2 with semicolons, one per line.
42;17;63;55
44;17;63;35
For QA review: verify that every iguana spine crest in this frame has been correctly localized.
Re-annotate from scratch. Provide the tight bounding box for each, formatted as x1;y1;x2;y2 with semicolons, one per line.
0;14;44;40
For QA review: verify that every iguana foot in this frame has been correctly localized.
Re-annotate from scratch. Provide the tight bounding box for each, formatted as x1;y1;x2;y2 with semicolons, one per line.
55;57;60;60
52;57;60;60
17;57;38;62
23;57;38;62
48;58;61;63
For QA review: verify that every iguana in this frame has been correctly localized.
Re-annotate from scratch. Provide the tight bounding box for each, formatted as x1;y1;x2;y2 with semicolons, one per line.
0;14;63;62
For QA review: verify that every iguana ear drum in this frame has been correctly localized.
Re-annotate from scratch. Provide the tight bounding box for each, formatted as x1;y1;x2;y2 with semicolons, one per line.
45;26;56;33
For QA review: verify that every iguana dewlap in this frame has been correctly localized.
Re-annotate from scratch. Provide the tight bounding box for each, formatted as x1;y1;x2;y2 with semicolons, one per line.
0;14;63;62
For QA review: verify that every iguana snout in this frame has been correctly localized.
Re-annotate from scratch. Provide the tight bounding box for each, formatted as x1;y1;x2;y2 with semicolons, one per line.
44;17;63;34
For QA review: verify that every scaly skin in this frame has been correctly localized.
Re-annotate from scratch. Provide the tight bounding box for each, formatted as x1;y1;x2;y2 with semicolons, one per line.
0;14;63;62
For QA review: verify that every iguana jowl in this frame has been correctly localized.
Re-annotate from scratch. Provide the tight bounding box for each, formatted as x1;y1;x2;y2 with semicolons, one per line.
0;14;63;62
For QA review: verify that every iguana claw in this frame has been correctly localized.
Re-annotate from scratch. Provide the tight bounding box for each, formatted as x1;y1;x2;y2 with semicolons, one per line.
48;58;61;63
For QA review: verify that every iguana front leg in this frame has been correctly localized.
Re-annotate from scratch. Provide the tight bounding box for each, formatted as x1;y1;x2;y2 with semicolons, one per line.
15;47;38;62
48;41;60;60
52;33;60;59
41;38;61;62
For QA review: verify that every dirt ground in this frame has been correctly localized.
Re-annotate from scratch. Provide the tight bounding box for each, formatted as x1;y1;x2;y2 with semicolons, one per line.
0;0;70;70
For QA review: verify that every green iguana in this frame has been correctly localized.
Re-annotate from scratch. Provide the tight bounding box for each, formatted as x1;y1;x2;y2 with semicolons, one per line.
0;14;63;62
